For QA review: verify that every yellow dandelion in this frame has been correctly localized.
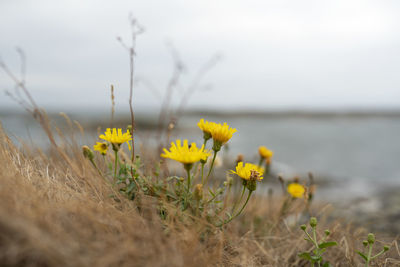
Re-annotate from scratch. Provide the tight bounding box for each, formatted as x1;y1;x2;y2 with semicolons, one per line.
259;146;274;159
205;122;236;153
211;122;236;144
198;118;215;134
287;183;305;198
99;128;131;148
231;162;264;181
161;139;211;165
198;118;215;141
93;142;108;155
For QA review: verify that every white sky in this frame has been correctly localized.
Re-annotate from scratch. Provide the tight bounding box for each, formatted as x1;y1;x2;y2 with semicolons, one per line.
1;0;400;112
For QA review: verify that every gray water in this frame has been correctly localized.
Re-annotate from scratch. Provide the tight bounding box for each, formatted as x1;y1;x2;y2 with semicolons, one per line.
2;111;400;197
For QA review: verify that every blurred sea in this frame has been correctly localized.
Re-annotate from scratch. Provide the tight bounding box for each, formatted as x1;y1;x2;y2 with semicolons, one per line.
1;110;400;201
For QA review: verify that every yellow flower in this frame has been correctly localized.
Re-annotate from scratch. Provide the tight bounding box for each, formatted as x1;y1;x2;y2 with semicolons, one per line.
99;128;132;146
287;183;305;198
197;118;215;134
161;139;211;165
209;122;236;147
93;142;108;155
230;162;264;181
259;146;274;159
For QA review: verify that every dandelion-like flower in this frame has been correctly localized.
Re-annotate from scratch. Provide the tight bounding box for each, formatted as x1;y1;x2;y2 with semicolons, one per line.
231;162;264;181
93;142;108;155
198;118;214;140
258;146;274;159
210;122;236;145
99;128;132;150
287;183;305;198
161;139;211;165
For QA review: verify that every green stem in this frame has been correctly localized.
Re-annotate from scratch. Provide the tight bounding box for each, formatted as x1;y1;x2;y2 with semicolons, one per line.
114;150;118;184
258;156;263;167
203;138;208;148
371;249;386;260
218;190;253;227
312;227;321;267
232;185;245;214
312;227;319;249
200;163;205;184
186;167;191;194
366;244;373;267
205;150;218;185
89;159;104;177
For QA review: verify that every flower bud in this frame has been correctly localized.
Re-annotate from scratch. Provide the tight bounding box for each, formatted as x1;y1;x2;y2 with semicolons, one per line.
212;140;222;152
246;180;257;192
367;233;375;244
194;184;203;201
203;131;211;141
383;245;389;251
300;224;307;231
324;230;330;236
363;240;368;247
309;217;317;228
82;145;94;161
127;125;133;135
200;157;208;164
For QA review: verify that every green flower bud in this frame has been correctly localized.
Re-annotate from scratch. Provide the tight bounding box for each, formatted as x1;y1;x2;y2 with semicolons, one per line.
324;230;330;236
367;233;375;244
203;131;211;141
246;180;257;192
383;245;389;251
200;157;208;164
212;140;222;152
300;224;307;231
363;240;368;247
184;163;193;172
309;217;317;228
82;145;94;161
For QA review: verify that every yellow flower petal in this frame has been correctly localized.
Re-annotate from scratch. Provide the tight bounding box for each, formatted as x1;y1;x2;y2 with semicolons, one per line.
161;139;211;165
231;162;264;181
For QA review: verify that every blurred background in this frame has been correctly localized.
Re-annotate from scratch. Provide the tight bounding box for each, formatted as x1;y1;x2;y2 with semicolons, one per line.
1;0;400;231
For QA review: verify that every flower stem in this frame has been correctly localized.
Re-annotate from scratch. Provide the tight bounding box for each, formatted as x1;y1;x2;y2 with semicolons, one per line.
200;162;205;184
218;190;253;227
186;167;191;194
114;150;118;184
231;185;245;214
204;150;218;185
366;244;373;267
258;156;263;167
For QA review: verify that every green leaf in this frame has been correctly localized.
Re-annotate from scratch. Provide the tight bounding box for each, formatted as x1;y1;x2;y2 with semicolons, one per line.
319;241;337;249
304;237;313;243
311;255;321;262
322;262;333;267
298;252;312;261
208;188;216;197
356;251;368;261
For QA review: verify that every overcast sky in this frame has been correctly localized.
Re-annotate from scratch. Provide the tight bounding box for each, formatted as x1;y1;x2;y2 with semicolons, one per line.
1;0;400;112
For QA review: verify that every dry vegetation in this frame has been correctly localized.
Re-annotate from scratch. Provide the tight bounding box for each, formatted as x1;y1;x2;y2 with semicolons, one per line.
0;122;399;267
1;19;399;266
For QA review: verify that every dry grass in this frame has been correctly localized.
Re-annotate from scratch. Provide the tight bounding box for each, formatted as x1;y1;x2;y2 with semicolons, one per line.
0;123;399;267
